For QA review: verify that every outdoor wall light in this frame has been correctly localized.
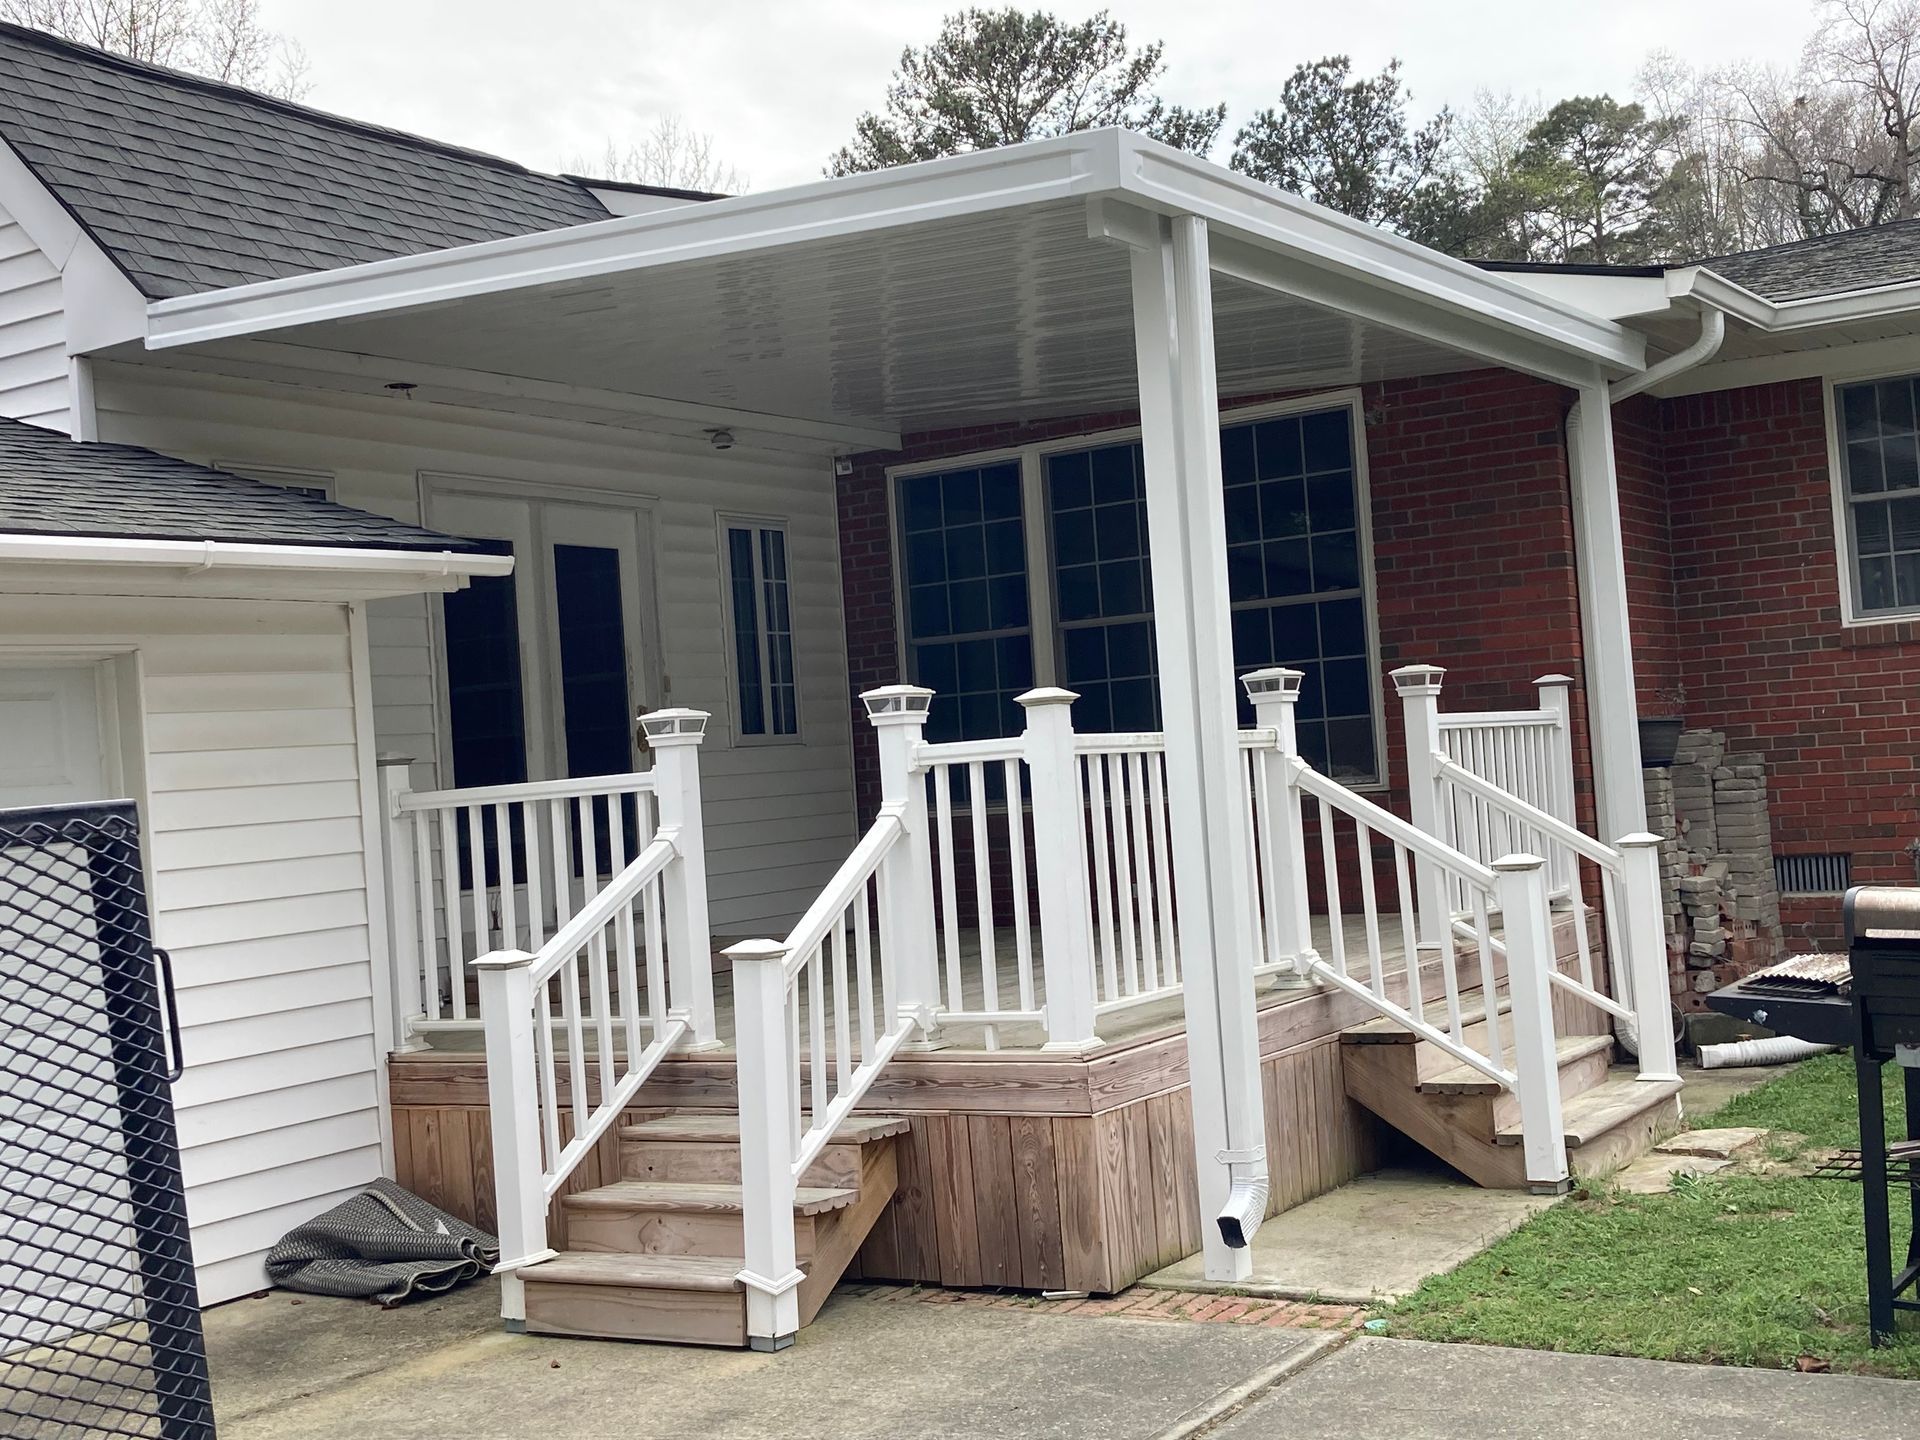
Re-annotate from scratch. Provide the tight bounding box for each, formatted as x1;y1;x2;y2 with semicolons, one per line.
706;428;735;451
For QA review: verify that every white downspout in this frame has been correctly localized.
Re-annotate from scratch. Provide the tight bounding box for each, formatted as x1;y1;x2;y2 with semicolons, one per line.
1609;306;1725;403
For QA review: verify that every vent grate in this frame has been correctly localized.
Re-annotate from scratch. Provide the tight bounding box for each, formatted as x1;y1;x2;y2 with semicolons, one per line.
1775;852;1852;896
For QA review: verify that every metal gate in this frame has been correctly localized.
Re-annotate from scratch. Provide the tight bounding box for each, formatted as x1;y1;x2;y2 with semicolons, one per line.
0;801;213;1438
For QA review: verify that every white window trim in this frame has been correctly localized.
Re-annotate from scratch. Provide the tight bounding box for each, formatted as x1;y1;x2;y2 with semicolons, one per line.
718;514;804;746
1823;370;1920;628
883;390;1387;789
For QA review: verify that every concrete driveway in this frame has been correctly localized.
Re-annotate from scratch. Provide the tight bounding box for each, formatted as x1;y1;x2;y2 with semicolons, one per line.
203;1282;1916;1440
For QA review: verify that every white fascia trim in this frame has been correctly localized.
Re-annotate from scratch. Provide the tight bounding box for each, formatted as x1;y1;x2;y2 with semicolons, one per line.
0;136;147;353
143;133;1123;349
142;129;1644;386
1670;264;1920;334
0;532;514;581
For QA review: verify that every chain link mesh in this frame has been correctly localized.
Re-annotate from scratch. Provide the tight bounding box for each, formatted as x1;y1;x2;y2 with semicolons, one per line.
1;802;214;1439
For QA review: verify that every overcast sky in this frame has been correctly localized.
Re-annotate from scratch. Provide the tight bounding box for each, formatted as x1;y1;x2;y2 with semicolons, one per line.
267;0;1821;190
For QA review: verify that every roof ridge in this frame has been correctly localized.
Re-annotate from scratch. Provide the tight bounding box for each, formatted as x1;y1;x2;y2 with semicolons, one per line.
0;19;582;187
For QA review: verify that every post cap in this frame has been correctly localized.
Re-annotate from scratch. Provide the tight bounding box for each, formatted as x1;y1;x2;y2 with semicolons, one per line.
639;708;710;744
722;937;790;964
1534;673;1575;688
1490;852;1546;873
1241;667;1303;702
469;947;538;971
1615;832;1663;849
1016;686;1079;708
861;684;935;726
1389;663;1446;696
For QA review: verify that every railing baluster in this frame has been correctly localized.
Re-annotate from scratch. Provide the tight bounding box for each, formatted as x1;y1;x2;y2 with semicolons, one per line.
525;801;547;951
1356;818;1385;1001
494;801;518;949
1107;754;1140;995
1003;758;1035;1014
807;947;828;1129
933;769;963;1012
1146;751;1179;983
412;813;440;1021
831;916;853;1092
1394;841;1424;1025
854;883;876;1062
968;760;998;1013
1126;751;1159;992
467;805;491;964
1472;885;1505;1070
642;868;665;1039
534;979;560;1165
548;798;571;935
1250;747;1281;970
1084;753;1119;1004
1316;794;1347;978
440;807;465;1019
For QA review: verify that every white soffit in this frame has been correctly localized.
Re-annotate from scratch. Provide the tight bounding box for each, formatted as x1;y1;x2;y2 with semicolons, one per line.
142;131;1646;438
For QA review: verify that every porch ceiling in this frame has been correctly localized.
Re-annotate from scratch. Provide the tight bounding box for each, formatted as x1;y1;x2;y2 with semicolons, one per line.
133;132;1647;452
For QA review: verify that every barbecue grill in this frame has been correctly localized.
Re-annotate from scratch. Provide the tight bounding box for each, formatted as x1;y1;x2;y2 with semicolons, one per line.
1705;885;1920;1345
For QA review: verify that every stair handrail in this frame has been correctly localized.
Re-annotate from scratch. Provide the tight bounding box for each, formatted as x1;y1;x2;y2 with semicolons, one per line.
470;709;716;1332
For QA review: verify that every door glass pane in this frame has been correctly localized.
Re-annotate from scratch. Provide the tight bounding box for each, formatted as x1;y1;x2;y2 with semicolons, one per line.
728;527;766;734
554;542;635;872
442;561;527;887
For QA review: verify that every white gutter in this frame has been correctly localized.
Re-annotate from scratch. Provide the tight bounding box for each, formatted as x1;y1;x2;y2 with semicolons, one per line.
1610;306;1726;403
0;532;514;580
1668;264;1920;333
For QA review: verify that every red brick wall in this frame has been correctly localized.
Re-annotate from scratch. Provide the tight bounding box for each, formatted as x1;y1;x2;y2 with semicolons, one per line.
1661;377;1920;946
835;369;1592;847
1615;394;1682;712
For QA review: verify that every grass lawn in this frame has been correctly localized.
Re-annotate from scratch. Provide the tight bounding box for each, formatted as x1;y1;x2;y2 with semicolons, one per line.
1384;1053;1920;1377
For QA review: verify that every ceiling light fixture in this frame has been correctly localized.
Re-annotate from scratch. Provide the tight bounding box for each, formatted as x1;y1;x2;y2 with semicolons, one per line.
706;428;736;451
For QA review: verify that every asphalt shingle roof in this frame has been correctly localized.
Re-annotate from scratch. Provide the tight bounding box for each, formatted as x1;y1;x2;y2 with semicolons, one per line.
0;416;490;552
0;22;613;299
1698;219;1920;303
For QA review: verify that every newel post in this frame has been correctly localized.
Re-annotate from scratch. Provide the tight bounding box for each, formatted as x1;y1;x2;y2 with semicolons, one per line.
1491;855;1570;1193
1391;665;1451;957
640;708;718;1049
1536;674;1578;895
377;755;427;1049
863;685;943;1045
1617;833;1681;1083
1242;669;1317;982
725;937;803;1350
472;948;553;1328
1018;687;1101;1050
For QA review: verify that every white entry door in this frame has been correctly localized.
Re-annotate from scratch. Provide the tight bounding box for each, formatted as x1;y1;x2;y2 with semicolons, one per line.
0;663;109;807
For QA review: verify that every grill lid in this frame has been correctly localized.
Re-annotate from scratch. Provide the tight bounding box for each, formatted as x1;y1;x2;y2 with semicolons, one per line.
1845;886;1920;945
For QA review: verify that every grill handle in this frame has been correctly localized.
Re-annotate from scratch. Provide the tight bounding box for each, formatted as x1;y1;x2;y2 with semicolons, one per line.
154;946;185;1084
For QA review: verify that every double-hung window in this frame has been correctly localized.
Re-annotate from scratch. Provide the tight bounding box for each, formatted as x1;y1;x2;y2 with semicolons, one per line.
890;399;1378;780
726;522;799;738
1837;374;1920;617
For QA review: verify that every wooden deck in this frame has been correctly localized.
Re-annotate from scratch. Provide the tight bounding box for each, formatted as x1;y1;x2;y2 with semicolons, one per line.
389;912;1608;1296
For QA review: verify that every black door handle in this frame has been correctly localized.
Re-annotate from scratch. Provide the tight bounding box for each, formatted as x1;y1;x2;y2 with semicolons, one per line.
154;947;185;1084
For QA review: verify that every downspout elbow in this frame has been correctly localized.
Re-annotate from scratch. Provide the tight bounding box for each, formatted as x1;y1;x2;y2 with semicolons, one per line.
1609;307;1724;403
1215;1147;1270;1249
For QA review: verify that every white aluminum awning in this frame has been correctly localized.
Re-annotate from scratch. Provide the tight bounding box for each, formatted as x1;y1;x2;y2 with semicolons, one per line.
130;131;1647;453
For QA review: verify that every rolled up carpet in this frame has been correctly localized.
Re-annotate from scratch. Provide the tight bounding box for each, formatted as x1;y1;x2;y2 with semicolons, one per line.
265;1177;499;1305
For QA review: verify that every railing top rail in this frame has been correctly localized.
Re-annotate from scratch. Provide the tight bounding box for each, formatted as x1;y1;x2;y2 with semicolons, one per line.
1237;727;1279;750
916;737;1025;766
399;768;656;811
1295;762;1499;892
1072;731;1165;754
1437;710;1559;730
528;832;677;985
1434;755;1622;872
779;812;903;980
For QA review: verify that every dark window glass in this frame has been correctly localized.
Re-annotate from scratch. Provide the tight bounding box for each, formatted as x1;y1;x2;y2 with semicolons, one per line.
442;560;526;887
1839;375;1920;615
727;525;799;737
895;463;1033;742
555;543;639;870
1046;442;1161;731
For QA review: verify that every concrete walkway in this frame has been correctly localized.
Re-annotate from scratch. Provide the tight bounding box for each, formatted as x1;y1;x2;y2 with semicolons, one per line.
200;1282;1917;1440
1213;1337;1917;1439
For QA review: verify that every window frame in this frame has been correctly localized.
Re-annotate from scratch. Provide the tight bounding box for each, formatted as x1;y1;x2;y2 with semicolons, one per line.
884;390;1386;787
718;514;804;745
1824;369;1920;626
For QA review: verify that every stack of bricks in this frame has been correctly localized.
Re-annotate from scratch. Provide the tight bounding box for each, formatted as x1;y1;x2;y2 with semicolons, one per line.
1643;728;1783;1008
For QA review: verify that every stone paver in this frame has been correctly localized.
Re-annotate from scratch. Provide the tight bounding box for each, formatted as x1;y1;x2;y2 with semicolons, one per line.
1656;1126;1768;1159
1612;1152;1734;1195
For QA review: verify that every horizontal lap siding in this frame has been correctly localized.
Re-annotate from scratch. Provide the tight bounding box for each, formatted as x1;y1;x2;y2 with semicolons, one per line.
97;367;859;936
0;594;385;1304
0;196;67;430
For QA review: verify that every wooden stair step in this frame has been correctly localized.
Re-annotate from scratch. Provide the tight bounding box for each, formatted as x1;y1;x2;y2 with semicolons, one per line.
620;1114;910;1146
1495;1076;1686;1148
526;1252;750;1292
1420;1034;1614;1096
562;1179;859;1217
1341;994;1509;1045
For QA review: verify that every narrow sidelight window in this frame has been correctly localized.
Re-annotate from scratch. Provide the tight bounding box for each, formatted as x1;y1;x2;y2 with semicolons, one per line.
726;523;800;738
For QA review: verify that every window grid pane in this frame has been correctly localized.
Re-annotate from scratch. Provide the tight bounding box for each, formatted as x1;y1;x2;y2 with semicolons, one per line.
1841;375;1920;615
726;527;765;735
759;528;799;735
897;462;1033;742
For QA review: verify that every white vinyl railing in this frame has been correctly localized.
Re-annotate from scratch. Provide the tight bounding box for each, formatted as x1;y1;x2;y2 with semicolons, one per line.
1075;733;1182;1019
379;763;657;1039
464;710;718;1328
727;686;942;1349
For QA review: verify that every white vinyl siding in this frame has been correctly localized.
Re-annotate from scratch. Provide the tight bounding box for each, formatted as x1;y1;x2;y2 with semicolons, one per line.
94;363;860;935
0;593;385;1306
0;192;67;430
